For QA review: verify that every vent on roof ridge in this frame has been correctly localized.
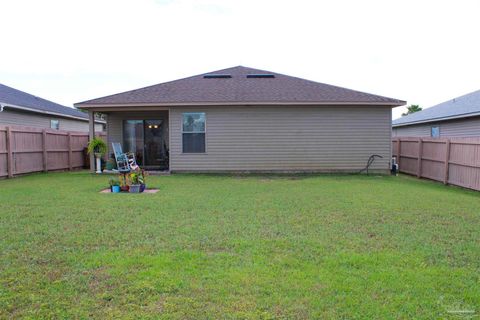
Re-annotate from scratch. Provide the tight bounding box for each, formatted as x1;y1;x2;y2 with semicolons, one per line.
246;74;275;78
203;74;232;79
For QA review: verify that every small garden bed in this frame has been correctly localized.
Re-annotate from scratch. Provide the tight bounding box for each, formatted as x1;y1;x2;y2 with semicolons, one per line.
99;188;159;194
107;168;149;193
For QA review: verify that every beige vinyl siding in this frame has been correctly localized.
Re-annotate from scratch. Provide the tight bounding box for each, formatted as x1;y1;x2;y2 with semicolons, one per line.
392;125;430;137
105;111;169;157
170;105;392;172
393;116;480;138
0;108;104;132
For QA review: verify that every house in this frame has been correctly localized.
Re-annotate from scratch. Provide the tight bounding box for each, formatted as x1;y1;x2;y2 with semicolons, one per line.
393;90;480;138
0;83;105;132
75;66;405;173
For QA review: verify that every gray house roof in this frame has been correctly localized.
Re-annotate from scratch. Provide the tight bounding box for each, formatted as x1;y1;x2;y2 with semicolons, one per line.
0;83;93;121
393;89;480;127
76;66;405;107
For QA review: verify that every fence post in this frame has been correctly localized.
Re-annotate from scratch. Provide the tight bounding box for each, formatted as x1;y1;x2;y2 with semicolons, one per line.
396;138;401;170
68;132;72;171
417;138;423;178
443;139;451;184
6;127;13;178
42;129;48;172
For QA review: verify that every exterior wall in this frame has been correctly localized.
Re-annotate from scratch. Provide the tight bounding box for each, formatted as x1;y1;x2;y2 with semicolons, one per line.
0;108;104;132
105;111;169;158
169;105;392;172
393;116;480;138
392;125;430;137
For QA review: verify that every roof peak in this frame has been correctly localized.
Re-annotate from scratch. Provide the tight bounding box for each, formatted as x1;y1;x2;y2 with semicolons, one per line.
76;66;405;107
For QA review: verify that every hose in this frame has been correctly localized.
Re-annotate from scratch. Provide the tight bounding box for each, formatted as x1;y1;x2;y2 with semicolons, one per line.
359;154;383;175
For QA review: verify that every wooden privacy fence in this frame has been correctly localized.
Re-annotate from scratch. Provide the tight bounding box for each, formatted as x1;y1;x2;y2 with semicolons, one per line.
0;126;105;178
393;137;480;191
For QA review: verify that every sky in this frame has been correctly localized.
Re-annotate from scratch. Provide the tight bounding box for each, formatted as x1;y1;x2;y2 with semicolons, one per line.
1;0;479;119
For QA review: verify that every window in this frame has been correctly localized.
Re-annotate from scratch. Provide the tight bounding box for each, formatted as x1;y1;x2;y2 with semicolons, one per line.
50;119;59;130
431;126;440;138
182;112;205;153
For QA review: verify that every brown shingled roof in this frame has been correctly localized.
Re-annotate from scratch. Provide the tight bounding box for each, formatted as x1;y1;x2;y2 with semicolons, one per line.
76;66;405;107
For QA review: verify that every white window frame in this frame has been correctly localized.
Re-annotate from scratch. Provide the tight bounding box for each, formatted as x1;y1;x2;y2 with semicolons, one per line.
50;119;60;130
431;126;440;138
181;112;206;153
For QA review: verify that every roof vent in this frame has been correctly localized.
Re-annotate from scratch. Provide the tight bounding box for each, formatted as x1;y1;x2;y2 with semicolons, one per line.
246;74;275;78
203;74;232;79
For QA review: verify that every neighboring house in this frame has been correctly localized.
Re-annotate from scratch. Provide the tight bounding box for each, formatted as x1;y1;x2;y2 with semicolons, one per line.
393;90;480;138
75;66;405;173
0;83;105;132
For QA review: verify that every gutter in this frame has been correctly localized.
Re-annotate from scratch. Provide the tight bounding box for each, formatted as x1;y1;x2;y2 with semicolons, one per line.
0;101;106;124
392;111;480;127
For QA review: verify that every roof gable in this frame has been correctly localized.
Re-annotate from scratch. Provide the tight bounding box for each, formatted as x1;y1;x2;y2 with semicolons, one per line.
0;83;88;120
76;66;405;107
393;89;480;126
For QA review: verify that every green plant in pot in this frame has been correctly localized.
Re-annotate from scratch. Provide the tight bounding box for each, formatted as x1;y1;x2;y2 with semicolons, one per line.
128;171;141;193
87;137;107;173
119;174;129;192
109;178;121;193
140;169;147;192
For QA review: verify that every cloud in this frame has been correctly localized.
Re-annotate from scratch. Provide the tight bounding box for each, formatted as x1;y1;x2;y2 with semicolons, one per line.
0;0;479;115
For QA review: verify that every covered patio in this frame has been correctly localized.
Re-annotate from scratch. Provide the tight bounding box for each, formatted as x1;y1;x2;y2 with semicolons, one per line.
86;107;170;172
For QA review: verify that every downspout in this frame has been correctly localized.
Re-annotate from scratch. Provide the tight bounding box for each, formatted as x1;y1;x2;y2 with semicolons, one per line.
0;103;5;112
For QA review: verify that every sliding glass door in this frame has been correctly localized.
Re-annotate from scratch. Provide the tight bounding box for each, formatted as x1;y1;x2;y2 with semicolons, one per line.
144;120;167;167
123;120;144;165
123;119;168;170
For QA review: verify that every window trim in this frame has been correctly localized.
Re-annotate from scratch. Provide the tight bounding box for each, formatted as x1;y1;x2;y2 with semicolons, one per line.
181;112;206;154
50;119;59;130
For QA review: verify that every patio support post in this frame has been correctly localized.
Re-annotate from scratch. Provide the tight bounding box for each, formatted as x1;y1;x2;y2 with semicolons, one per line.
88;110;95;173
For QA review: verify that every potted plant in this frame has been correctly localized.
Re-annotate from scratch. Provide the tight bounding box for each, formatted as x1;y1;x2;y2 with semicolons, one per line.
87;137;107;174
128;171;141;193
119;174;129;192
109;178;121;193
139;169;148;192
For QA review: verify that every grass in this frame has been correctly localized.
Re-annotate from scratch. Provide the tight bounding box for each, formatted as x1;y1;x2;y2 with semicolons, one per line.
0;172;479;319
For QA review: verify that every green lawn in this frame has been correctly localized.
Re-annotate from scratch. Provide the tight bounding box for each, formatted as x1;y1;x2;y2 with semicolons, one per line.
0;172;479;319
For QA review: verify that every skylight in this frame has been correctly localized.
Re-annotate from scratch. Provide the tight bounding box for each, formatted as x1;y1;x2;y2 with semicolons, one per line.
246;74;275;78
203;74;232;79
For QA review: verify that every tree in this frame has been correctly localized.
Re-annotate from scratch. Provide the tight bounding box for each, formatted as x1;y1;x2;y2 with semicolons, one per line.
402;104;422;116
